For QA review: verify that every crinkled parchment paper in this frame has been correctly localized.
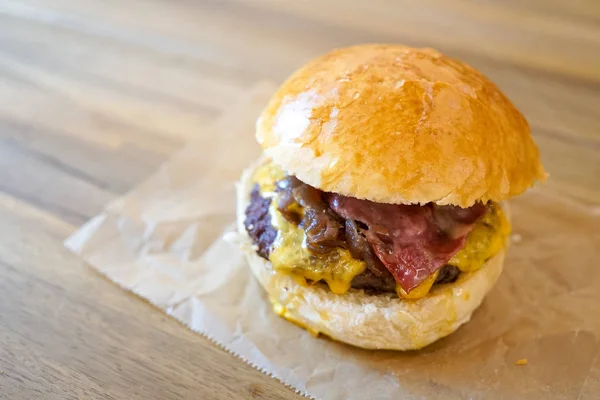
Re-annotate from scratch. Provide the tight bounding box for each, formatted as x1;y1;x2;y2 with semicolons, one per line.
65;83;600;400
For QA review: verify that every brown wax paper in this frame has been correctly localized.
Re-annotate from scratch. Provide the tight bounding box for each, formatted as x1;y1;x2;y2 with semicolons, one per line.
65;83;600;400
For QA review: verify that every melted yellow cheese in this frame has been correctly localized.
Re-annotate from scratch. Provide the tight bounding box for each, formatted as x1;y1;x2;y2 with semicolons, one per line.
396;271;439;300
251;161;286;193
448;203;511;273
251;160;510;299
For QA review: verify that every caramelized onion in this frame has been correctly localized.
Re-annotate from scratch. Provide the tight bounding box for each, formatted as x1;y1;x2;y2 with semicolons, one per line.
344;219;364;260
345;220;389;277
277;190;300;224
302;209;344;254
292;184;327;212
277;176;346;255
276;176;303;223
276;175;302;191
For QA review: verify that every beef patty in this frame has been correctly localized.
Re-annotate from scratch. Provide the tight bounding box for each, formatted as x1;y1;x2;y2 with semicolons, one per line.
244;185;277;259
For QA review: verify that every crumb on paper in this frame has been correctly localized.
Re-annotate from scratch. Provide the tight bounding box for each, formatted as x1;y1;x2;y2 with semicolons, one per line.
511;233;522;243
249;383;264;398
515;358;528;365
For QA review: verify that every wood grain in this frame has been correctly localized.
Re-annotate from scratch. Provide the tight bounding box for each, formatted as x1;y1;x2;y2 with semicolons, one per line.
0;0;598;399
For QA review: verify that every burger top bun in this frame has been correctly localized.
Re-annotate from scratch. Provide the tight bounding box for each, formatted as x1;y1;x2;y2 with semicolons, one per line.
256;44;546;207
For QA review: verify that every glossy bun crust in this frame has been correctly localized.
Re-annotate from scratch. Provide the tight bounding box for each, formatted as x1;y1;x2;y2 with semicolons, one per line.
256;44;546;207
235;161;507;350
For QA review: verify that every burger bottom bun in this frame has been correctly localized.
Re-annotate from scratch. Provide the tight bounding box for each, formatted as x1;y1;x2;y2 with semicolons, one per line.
235;160;507;350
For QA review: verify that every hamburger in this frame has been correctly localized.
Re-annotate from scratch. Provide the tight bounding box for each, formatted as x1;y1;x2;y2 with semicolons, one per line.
235;44;546;350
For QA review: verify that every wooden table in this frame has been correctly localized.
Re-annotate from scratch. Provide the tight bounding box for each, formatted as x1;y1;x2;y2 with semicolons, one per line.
1;1;598;398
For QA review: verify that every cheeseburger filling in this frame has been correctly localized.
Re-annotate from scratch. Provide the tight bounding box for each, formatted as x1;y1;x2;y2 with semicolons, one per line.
245;161;510;299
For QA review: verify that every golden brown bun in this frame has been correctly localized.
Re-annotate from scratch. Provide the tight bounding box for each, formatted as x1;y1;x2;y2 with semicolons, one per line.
256;44;546;207
234;160;507;350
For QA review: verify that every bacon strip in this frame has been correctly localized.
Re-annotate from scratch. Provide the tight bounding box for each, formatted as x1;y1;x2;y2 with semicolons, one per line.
327;194;487;292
